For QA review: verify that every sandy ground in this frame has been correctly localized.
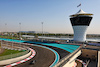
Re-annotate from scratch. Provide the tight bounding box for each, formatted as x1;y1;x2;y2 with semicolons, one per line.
76;60;82;67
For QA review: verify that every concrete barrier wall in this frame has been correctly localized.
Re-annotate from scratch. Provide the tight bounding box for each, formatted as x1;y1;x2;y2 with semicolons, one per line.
63;50;81;67
63;60;75;67
0;50;31;65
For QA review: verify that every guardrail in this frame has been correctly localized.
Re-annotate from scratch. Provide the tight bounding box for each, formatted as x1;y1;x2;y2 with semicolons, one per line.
54;45;82;67
0;49;30;61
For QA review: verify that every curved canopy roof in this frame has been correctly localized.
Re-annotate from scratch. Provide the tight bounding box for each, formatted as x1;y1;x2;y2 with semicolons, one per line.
70;9;93;17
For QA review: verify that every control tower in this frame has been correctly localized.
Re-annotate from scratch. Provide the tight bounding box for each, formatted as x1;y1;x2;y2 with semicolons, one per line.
70;9;93;42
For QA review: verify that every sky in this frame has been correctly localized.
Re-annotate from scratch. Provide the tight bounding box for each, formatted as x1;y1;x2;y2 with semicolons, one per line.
0;0;100;34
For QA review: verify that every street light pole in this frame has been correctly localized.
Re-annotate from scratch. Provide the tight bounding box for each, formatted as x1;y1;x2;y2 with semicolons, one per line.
12;33;13;49
1;40;2;48
5;23;8;46
41;22;43;42
19;23;21;47
19;23;21;40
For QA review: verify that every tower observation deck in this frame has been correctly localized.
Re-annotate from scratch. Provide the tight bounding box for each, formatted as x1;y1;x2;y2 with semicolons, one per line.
70;9;93;42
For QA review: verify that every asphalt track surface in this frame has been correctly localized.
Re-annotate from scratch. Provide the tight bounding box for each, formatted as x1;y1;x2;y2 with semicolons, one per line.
0;43;70;67
16;45;55;67
36;44;70;59
15;44;70;67
1;45;55;67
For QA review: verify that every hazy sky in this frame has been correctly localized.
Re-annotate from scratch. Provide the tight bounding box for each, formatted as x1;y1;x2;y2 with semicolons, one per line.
0;0;100;34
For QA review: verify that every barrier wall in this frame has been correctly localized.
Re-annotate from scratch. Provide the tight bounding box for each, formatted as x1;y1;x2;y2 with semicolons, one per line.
54;46;82;67
63;50;81;67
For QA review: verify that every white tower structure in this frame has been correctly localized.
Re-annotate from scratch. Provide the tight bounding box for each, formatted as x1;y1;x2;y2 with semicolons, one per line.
70;9;93;42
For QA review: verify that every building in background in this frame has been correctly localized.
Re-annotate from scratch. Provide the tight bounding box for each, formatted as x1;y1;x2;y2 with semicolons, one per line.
70;9;93;42
19;31;49;34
